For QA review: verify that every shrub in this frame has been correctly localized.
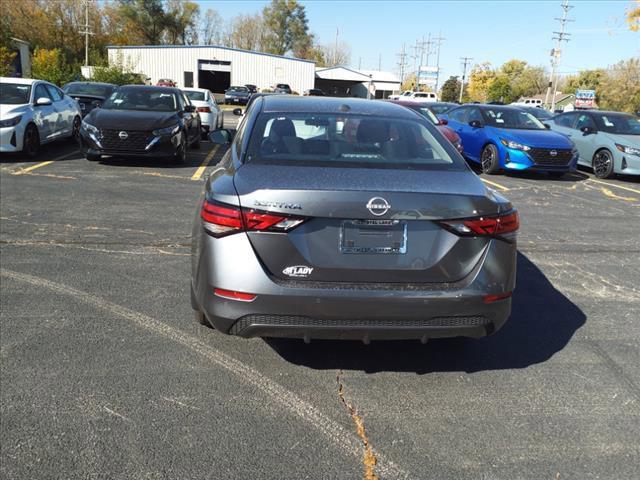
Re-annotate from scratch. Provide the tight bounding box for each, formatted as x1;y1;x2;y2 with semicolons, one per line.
31;48;79;86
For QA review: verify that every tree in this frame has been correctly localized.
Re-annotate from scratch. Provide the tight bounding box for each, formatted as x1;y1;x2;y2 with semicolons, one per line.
627;0;640;31
201;8;224;45
31;48;79;86
165;0;200;45
440;76;460;102
229;14;266;51
116;0;168;45
487;74;512;103
319;41;351;66
467;62;496;102
565;69;605;93
0;46;17;77
262;0;312;56
598;58;640;113
401;73;417;91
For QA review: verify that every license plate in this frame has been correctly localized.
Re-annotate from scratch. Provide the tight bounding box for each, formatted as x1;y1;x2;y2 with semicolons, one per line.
340;220;407;254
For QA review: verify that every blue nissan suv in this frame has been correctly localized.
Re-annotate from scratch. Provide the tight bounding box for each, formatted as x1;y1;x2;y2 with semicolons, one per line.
443;104;578;177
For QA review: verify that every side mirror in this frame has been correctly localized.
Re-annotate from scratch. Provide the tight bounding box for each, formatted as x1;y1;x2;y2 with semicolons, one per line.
184;105;196;113
439;118;448;125
544;123;550;129
232;108;243;116
35;97;52;106
209;129;231;145
469;120;483;128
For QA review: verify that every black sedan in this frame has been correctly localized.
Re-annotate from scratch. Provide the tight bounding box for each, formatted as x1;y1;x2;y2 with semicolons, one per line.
224;86;251;105
79;85;201;163
63;81;117;117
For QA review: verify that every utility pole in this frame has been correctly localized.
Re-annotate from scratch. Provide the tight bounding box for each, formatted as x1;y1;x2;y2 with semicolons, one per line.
378;53;382;71
459;56;473;103
79;0;94;67
334;27;339;66
396;43;408;87
544;0;573;111
411;40;421;91
433;32;445;92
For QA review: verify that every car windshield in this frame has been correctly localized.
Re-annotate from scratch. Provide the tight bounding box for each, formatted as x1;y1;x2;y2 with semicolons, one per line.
102;89;178;112
526;108;553;120
245;112;463;170
483;108;546;130
228;86;248;93
411;106;440;125
593;113;640;135
64;83;113;97
429;104;453;115
0;83;31;104
184;90;205;101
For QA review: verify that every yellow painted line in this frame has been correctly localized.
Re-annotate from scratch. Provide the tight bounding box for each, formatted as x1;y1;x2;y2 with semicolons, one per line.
599;187;637;203
588;178;640;195
11;149;80;176
480;177;510;192
191;145;220;181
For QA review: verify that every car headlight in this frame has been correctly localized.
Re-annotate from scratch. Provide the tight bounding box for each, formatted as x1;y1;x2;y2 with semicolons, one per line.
152;124;180;136
500;138;531;151
0;115;22;128
81;119;99;134
615;143;640;156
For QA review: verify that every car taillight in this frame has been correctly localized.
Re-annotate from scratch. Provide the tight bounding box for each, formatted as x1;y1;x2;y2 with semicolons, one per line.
197;106;211;113
200;200;306;237
439;210;519;241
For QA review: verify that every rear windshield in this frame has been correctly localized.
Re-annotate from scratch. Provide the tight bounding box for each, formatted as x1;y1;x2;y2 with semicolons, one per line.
64;83;113;97
245;113;464;170
0;83;31;104
184;90;205;101
228;86;248;93
102;89;179;112
593;113;640;135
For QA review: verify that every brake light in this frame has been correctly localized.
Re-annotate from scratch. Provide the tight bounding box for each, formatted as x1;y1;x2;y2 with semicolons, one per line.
439;211;519;239
200;200;306;237
197;106;211;113
483;292;512;303
214;288;256;302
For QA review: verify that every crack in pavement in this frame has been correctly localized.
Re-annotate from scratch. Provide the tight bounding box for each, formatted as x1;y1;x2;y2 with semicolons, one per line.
0;239;189;256
337;370;380;480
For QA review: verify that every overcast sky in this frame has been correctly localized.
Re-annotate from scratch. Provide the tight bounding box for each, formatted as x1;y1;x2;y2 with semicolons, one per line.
197;0;639;84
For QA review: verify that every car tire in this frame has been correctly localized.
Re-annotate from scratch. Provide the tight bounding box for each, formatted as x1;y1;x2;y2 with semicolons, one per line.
547;171;565;178
481;144;500;174
69;116;81;144
86;153;101;161
22;123;40;158
175;131;187;164
191;285;211;328
592;148;614;179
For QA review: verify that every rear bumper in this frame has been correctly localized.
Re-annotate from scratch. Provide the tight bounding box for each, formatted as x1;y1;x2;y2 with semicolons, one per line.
191;227;517;341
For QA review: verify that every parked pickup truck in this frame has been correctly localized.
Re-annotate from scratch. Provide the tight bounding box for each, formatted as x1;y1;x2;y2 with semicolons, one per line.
389;90;438;102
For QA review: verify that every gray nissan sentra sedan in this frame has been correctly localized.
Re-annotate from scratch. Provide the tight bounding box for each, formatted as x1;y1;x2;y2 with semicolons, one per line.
190;96;519;343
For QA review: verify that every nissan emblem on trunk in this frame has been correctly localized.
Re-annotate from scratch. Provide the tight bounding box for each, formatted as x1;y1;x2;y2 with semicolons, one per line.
366;197;391;216
119;131;128;140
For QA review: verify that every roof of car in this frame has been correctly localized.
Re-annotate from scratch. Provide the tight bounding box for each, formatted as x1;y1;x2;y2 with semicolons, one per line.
66;81;115;87
120;84;179;93
261;96;421;118
1;77;42;85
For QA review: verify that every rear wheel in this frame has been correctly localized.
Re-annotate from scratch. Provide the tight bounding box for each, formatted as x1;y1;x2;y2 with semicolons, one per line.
22;124;40;158
592;149;614;179
481;144;500;174
191;285;210;327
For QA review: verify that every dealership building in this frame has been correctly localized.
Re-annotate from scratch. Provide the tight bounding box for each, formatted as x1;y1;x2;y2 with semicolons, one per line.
107;45;400;98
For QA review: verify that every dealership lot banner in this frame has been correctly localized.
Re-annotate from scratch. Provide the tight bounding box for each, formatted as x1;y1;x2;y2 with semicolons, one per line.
575;89;596;108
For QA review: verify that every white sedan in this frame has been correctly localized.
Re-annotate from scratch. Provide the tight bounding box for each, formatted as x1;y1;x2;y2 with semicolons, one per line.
1;77;82;157
182;88;223;138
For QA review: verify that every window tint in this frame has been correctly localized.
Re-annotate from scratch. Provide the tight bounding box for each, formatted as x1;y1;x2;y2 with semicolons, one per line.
0;83;31;104
184;90;205;102
468;108;483;123
575;114;596;131
554;113;577;128
448;107;468;123
34;84;51;101
102;89;179;112
482;108;545;130
245;112;463;170
45;84;63;101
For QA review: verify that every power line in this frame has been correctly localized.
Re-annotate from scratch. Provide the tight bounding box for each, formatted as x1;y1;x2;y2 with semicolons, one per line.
544;0;573;111
396;43;408;86
459;56;473;103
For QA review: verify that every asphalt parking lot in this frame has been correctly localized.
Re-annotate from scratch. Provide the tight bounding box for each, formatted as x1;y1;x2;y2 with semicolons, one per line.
1;111;639;480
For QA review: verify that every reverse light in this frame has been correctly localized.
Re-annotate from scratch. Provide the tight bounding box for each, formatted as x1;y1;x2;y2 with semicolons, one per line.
615;143;640;156
214;288;256;302
197;106;212;113
200;200;306;237
439;211;519;241
500;138;531;151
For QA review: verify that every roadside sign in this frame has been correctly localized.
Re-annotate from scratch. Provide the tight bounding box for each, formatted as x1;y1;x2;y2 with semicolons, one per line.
575;89;595;108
